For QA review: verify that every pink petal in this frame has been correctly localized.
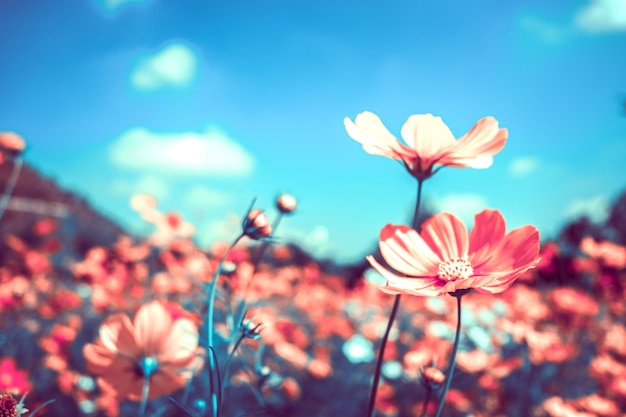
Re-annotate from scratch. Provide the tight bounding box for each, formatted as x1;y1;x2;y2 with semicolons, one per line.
344;112;414;160
400;114;456;159
469;209;506;267
134;301;173;357
159;318;200;363
367;256;438;288
440;117;507;168
98;314;140;358
477;224;540;276
378;224;441;276
420;212;469;261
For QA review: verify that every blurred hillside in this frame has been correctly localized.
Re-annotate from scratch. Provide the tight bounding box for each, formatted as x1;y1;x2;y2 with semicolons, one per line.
0;160;126;261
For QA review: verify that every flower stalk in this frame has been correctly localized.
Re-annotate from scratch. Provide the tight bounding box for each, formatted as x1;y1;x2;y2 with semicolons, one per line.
433;291;465;417
366;179;424;417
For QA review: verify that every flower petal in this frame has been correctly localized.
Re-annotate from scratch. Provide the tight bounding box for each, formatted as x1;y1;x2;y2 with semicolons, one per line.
440;117;507;168
400;114;456;159
98;313;140;358
420;213;469;261
378;224;441;276
134;301;173;357
477;224;540;276
158;318;200;363
469;209;506;267
344;112;414;160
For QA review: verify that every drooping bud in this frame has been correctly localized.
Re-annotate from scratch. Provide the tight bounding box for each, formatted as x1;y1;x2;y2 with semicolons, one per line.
276;193;297;214
242;209;272;240
420;366;445;389
0;132;26;158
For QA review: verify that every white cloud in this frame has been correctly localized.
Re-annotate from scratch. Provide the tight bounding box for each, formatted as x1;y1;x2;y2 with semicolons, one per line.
434;193;489;226
576;0;626;32
131;43;197;91
94;0;150;13
520;15;569;44
563;194;610;223
109;125;254;177
509;156;540;177
184;186;231;209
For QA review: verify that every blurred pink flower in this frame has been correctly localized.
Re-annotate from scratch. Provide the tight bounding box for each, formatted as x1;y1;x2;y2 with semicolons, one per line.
344;111;507;180
368;209;540;296
83;301;203;401
580;237;626;269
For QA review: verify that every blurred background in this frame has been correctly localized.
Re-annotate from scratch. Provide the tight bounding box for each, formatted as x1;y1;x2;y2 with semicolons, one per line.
1;0;625;262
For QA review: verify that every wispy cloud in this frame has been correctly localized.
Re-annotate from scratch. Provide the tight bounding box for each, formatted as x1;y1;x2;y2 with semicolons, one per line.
130;43;198;91
563;194;610;223
509;156;540;178
109;125;254;176
93;0;150;13
520;15;570;44
575;0;626;32
522;0;626;42
433;193;489;226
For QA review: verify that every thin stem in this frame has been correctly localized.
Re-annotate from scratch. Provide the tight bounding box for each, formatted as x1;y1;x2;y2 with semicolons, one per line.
433;294;463;417
234;213;283;336
139;376;150;416
0;157;23;222
221;334;245;390
207;234;244;348
366;177;424;417
412;179;423;230
366;293;401;417
419;387;432;417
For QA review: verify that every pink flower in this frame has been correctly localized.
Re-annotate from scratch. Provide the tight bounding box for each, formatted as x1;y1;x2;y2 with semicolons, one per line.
344;112;507;180
367;209;540;296
83;301;204;401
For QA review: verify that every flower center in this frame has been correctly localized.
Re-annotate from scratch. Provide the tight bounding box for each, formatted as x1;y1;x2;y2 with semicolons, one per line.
437;258;474;281
136;356;159;378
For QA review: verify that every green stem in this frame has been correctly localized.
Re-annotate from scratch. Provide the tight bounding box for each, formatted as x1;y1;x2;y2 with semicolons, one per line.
366;178;424;417
207;234;243;348
139;376;150;416
221;333;245;389
366;293;401;417
233;213;283;336
412;179;423;230
433;294;463;417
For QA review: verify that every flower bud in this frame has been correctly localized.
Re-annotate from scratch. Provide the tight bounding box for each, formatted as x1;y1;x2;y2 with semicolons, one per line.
242;209;272;240
240;318;263;340
276;193;297;214
0;132;26;159
421;366;445;389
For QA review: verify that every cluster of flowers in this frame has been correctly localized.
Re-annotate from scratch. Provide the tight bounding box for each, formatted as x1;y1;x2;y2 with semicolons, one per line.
0;120;624;417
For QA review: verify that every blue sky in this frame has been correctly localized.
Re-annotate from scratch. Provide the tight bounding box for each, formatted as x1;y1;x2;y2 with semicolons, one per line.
1;0;625;262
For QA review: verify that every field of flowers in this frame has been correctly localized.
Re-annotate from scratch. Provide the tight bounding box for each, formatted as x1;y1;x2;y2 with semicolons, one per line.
0;115;625;417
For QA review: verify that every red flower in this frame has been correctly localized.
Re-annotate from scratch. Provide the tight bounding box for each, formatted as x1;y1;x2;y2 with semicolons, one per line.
0;358;32;395
368;209;540;296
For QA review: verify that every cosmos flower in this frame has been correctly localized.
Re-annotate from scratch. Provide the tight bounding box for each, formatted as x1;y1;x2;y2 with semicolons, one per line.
344;111;507;180
83;301;203;401
367;209;540;296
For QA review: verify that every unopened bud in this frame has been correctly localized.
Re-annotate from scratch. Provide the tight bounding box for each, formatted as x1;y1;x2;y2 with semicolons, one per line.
421;366;445;388
276;193;297;214
240;318;263;340
242;209;272;240
0;132;26;157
